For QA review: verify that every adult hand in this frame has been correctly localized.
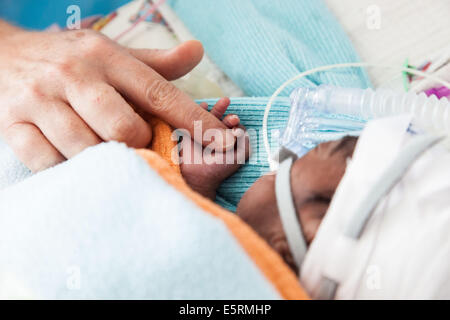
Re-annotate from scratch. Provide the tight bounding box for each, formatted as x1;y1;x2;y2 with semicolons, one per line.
0;21;232;172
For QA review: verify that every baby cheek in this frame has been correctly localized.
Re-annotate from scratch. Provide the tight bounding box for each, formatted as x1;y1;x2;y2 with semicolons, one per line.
237;174;275;215
298;202;330;243
236;176;280;234
237;195;270;232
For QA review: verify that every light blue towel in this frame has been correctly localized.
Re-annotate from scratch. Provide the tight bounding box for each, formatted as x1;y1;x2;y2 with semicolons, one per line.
0;142;280;299
173;0;371;210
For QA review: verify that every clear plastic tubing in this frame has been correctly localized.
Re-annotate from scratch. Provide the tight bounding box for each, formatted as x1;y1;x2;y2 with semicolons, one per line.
290;85;450;133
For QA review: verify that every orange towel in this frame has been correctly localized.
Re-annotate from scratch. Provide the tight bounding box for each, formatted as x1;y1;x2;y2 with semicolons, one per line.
148;117;180;174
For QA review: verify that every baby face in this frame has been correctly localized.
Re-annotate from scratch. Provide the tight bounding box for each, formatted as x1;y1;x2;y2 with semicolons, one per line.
236;137;357;271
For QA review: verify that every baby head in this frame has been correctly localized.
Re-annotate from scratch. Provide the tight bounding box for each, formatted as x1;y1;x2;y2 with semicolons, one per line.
236;136;358;272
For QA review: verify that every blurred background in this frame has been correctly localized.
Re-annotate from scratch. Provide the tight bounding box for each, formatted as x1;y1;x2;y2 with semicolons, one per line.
0;0;128;30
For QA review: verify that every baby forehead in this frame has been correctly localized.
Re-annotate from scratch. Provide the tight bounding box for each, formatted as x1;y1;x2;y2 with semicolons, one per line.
312;136;358;157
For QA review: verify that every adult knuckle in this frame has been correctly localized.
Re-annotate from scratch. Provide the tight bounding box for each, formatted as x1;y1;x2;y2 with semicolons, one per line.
17;136;33;154
23;80;44;101
82;33;110;57
1;120;17;136
108;115;137;142
4;122;29;150
50;59;75;79
64;117;82;136
145;79;180;111
0;105;19;126
90;86;109;103
58;55;76;71
189;104;206;119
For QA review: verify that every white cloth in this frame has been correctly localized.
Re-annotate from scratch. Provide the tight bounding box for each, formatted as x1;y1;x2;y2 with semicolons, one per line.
301;116;450;299
0;140;31;190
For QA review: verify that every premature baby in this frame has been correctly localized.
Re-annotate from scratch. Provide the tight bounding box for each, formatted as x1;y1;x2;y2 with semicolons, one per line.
179;98;357;273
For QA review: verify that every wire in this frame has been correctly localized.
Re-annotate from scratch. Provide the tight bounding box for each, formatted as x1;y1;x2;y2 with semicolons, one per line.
262;62;450;171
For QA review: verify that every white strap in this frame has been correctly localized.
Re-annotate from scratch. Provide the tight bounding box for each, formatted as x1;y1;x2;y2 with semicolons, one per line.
344;134;444;239
275;156;308;273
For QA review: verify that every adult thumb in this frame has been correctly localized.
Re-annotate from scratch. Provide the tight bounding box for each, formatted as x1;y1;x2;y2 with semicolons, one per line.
128;40;204;80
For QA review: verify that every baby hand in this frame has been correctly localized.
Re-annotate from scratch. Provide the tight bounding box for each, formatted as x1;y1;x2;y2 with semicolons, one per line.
179;98;250;200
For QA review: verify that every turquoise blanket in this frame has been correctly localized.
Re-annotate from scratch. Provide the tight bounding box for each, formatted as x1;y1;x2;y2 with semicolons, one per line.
169;0;371;210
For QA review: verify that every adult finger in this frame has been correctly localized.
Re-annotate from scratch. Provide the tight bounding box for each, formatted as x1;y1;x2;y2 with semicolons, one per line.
66;82;152;148
2;122;65;172
33;101;102;158
128;40;204;81
199;102;209;110
106;54;235;150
